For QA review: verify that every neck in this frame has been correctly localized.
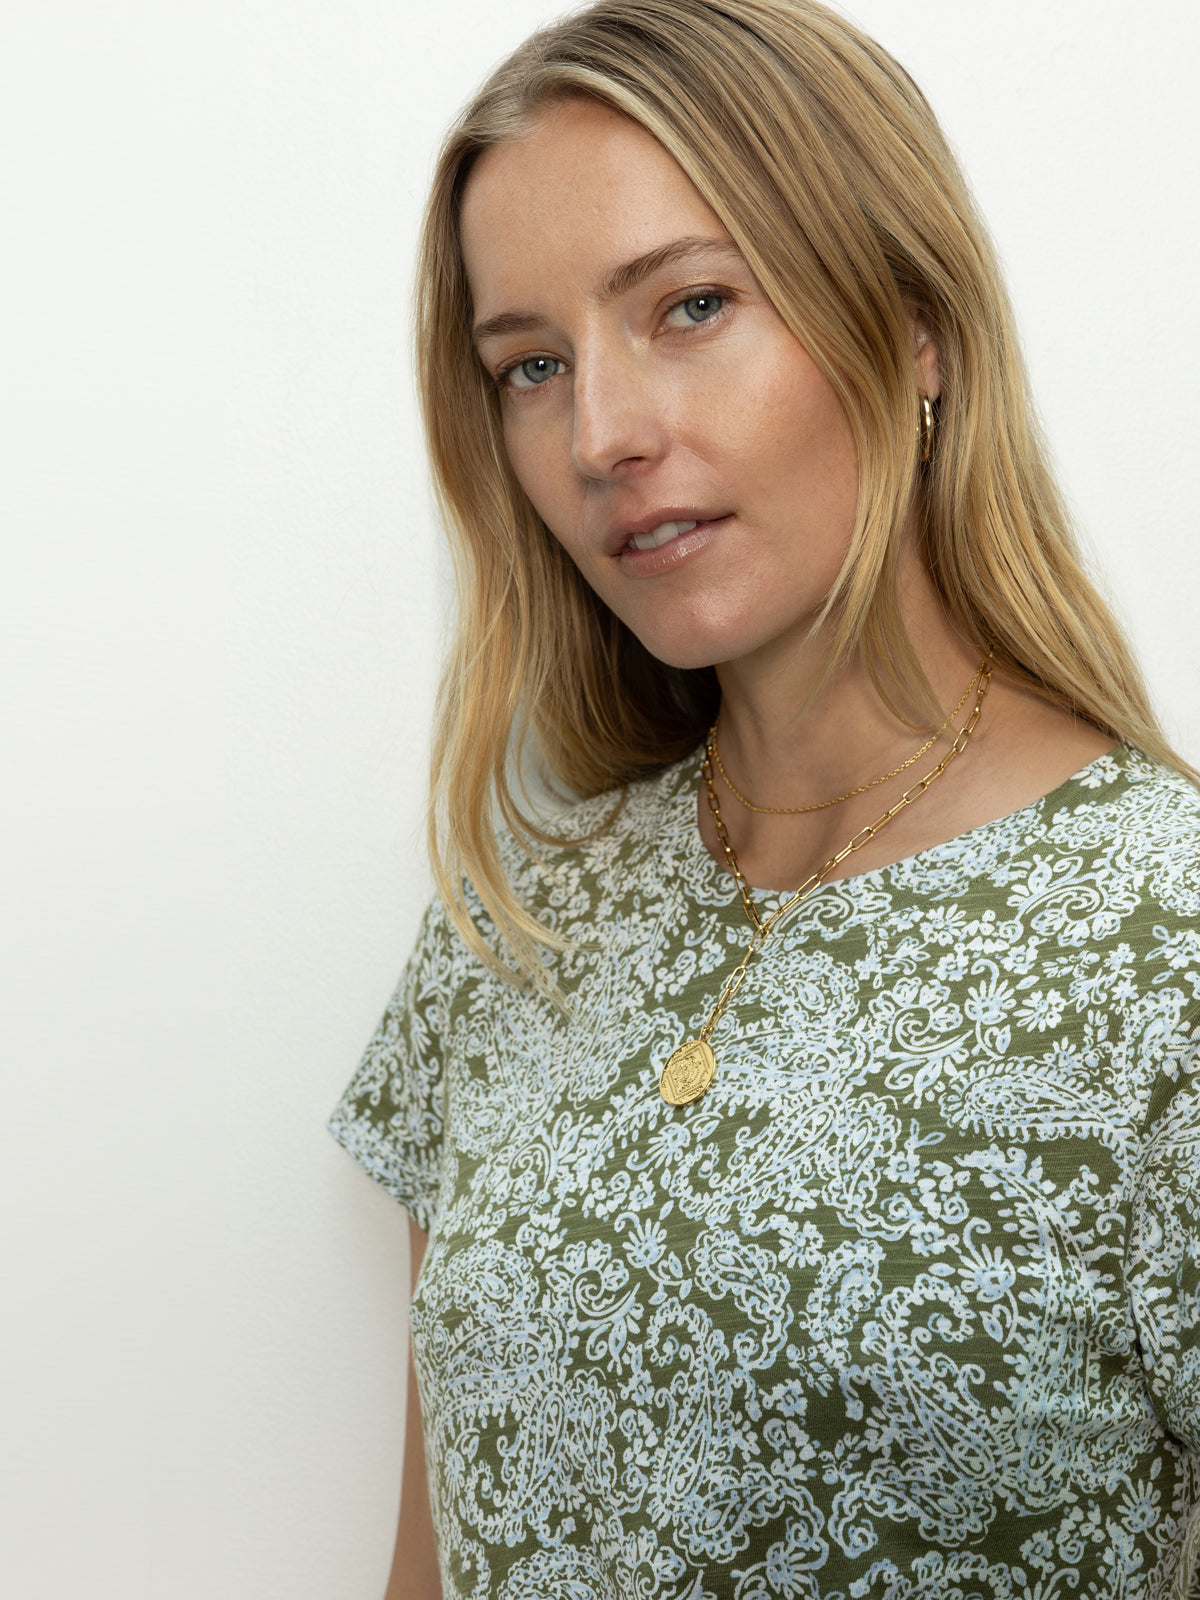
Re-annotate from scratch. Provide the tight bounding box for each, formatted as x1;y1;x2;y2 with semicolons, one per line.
713;564;978;813
697;549;1116;894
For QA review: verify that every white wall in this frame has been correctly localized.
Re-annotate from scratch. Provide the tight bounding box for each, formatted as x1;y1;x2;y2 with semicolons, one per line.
3;2;1197;1596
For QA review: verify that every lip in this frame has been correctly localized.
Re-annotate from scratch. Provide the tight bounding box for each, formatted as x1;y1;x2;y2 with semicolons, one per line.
606;507;733;557
612;512;733;576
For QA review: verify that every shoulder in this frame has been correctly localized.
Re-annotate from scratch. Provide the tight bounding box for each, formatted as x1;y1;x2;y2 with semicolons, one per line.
538;748;699;849
426;749;701;975
1032;747;1200;1027
1045;746;1200;917
496;749;700;905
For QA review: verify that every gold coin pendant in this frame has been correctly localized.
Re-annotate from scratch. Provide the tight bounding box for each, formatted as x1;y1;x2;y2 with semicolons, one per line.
660;1039;717;1107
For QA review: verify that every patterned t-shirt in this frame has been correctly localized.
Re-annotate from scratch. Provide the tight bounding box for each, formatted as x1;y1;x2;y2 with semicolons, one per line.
330;744;1200;1600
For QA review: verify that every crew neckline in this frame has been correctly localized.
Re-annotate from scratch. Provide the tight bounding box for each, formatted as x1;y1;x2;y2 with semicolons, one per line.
658;740;1134;913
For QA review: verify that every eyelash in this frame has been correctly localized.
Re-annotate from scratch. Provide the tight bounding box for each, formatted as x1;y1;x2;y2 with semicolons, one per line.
492;285;737;394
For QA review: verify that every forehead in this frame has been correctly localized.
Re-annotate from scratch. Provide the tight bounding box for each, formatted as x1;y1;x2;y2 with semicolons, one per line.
459;99;730;308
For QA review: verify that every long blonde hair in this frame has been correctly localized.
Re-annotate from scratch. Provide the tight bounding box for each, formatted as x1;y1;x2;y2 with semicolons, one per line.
417;0;1183;978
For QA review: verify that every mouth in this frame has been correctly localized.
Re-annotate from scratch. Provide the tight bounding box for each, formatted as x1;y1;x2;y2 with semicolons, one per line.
628;518;701;551
613;510;732;558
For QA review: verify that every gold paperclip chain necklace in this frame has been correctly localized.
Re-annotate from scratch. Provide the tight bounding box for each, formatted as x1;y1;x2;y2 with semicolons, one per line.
703;667;986;934
658;658;992;1107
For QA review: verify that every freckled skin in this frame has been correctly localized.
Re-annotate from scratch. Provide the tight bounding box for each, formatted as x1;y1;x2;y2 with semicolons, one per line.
460;98;863;674
460;96;1115;896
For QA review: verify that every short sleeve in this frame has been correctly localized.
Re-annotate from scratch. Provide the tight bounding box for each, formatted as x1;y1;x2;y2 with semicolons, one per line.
1127;1022;1200;1451
327;899;453;1234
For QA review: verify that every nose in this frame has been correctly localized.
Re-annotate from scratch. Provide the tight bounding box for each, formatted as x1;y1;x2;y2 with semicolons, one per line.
570;348;669;482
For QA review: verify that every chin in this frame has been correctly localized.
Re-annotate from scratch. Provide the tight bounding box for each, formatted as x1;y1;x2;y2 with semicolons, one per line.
625;622;739;675
617;585;810;674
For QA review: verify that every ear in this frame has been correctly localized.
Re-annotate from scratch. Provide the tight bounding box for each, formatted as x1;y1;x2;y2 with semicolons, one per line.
911;311;942;402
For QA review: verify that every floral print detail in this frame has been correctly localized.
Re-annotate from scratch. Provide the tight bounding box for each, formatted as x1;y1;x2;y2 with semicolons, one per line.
330;745;1200;1598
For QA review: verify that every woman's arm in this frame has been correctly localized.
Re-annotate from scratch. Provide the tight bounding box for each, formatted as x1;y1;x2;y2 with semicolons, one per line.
384;1218;442;1600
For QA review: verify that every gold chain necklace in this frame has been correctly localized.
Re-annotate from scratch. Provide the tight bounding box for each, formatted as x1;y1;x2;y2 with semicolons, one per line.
658;658;992;1107
711;663;983;815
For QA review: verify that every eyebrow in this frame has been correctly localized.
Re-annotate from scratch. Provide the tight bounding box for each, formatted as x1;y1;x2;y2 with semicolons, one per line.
470;235;743;348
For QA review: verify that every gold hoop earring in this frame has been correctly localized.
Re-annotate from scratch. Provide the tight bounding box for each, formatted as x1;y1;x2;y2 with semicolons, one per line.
919;394;936;463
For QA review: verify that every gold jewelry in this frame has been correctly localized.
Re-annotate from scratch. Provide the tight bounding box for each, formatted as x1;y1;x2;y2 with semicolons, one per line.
658;658;992;1108
710;663;983;816
919;393;936;463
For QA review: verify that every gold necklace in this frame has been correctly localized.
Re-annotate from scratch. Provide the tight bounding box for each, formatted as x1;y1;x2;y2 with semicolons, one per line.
658;658;992;1108
711;663;983;815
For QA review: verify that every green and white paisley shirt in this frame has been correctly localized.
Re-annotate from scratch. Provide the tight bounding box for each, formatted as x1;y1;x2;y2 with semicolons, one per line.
330;744;1200;1600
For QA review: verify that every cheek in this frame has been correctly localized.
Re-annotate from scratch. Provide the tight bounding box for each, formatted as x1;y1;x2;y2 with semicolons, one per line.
685;323;856;499
502;409;578;530
740;351;853;467
747;372;858;537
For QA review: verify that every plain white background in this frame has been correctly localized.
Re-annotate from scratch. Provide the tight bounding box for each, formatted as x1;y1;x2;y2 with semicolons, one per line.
3;2;1197;1596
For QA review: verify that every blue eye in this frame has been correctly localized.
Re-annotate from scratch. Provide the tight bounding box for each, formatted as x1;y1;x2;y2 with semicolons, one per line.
505;356;564;390
666;293;726;327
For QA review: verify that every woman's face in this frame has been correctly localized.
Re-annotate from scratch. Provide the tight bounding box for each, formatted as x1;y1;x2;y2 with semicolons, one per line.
460;98;866;674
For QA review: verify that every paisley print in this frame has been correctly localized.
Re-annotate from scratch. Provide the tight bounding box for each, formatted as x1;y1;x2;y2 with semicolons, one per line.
330;745;1200;1598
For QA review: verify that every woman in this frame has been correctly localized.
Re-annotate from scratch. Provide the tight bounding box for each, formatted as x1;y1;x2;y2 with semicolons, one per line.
330;2;1200;1595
